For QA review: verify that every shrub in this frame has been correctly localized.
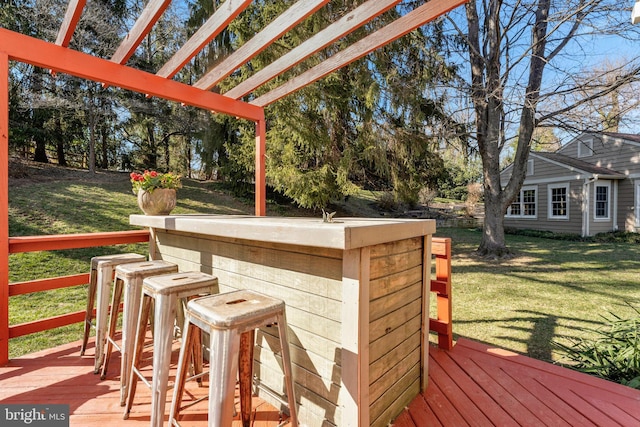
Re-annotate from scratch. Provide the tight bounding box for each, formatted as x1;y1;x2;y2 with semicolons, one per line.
465;182;483;216
418;187;437;207
554;305;640;389
376;191;398;211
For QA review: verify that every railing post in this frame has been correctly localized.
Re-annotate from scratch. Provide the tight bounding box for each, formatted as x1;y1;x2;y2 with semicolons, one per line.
1;51;10;365
255;115;266;216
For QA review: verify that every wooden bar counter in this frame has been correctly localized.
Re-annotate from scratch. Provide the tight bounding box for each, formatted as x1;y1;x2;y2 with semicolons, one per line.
130;214;436;427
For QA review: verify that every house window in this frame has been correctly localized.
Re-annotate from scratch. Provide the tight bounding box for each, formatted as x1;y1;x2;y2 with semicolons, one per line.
578;137;593;158
507;186;537;218
526;159;534;176
594;183;610;220
548;184;569;219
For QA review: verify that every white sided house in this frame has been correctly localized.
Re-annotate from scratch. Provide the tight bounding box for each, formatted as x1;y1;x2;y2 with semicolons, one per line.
500;132;640;237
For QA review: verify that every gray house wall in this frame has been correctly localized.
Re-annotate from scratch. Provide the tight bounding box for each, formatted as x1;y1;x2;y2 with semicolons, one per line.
502;179;584;235
500;132;640;236
569;134;640;233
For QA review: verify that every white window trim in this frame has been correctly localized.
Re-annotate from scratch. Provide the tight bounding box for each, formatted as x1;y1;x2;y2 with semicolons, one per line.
578;137;593;158
635;181;640;227
593;181;611;221
506;185;538;218
548;183;569;220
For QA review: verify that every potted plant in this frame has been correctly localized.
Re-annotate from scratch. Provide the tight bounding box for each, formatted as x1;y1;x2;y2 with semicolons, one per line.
130;170;182;215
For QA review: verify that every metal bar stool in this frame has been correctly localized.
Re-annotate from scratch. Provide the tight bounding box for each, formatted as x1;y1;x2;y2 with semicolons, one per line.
169;290;298;427
80;253;146;371
100;260;179;406
124;271;218;427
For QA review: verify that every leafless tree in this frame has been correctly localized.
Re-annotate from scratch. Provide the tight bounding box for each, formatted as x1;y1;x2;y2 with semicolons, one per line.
445;0;640;257
540;59;640;133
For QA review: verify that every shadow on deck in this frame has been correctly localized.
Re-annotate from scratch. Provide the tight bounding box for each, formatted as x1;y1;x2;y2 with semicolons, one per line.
1;337;639;426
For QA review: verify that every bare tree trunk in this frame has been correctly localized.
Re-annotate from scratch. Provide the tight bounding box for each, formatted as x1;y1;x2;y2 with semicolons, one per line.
100;123;109;169
33;138;48;163
467;0;552;257
88;112;96;174
55;113;67;166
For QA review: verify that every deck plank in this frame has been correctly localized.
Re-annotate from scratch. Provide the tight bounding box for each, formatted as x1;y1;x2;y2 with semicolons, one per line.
429;349;518;427
429;349;501;427
0;338;289;427
396;338;640;427
3;337;640;427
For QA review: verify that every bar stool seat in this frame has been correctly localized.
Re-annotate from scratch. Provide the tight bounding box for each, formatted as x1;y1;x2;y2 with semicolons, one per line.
100;259;179;406
80;253;146;371
124;271;218;427
169;290;298;427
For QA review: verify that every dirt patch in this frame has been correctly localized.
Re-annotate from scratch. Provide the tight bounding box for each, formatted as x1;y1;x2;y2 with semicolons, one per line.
9;157;131;187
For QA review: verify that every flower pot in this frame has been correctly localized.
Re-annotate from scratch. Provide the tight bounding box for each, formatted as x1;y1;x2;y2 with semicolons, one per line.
137;188;177;215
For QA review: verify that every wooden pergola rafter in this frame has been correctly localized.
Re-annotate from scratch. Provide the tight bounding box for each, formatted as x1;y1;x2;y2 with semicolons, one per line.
0;0;465;366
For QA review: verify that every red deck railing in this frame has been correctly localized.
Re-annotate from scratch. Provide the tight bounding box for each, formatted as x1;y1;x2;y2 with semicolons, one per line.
0;230;149;365
430;237;453;350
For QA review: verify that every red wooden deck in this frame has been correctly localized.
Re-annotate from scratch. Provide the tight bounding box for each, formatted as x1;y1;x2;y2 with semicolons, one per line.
396;338;640;427
2;336;639;426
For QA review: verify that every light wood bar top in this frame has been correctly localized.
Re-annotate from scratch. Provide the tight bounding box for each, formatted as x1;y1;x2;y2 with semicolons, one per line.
130;214;435;250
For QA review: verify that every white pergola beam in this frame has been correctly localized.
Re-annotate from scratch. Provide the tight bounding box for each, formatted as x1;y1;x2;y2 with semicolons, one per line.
224;0;403;99
110;0;172;64
251;0;467;107
55;0;87;47
194;0;331;91
156;0;253;79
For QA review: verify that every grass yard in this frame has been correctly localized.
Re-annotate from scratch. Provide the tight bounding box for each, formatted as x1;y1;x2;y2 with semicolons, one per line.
7;160;640;367
434;227;640;364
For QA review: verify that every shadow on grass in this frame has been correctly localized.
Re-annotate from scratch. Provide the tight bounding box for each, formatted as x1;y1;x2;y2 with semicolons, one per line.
453;310;607;362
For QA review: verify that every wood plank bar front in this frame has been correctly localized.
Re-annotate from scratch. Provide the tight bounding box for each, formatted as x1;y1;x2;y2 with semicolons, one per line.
131;214;436;427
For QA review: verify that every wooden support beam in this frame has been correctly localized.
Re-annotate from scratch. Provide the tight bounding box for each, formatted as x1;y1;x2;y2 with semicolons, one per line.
55;0;86;47
194;0;331;91
110;0;172;64
255;117;266;216
0;29;264;121
225;0;403;99
252;0;467;107
156;0;252;79
0;51;8;366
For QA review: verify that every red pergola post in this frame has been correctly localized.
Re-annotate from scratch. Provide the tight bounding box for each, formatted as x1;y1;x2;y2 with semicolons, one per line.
255;116;266;216
0;51;9;365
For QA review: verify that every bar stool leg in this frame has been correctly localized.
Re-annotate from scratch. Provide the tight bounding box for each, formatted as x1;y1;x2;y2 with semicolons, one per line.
80;266;98;356
119;275;147;406
169;320;197;424
149;293;179;427
208;328;241;427
94;265;114;373
124;294;152;420
100;277;124;379
277;313;298;426
239;330;254;427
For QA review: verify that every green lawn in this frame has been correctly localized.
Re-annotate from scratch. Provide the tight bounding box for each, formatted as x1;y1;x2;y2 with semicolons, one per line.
434;227;640;363
7;163;640;365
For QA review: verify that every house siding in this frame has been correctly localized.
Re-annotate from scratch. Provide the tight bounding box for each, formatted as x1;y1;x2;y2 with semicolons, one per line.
503;180;583;235
618;179;636;232
502;133;640;236
560;134;640;175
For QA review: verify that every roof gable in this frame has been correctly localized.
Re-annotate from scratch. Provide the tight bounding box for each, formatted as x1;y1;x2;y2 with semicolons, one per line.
531;152;626;178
